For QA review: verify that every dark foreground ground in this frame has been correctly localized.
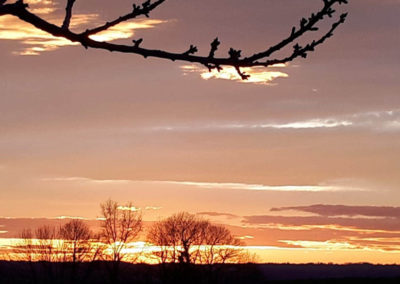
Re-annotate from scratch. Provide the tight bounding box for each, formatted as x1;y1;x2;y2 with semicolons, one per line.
1;261;400;284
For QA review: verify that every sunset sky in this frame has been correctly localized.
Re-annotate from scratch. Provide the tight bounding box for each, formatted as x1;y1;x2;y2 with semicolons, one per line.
1;0;400;263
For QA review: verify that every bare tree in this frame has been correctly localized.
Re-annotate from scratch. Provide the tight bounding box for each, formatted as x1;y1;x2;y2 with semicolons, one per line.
34;225;59;263
99;199;142;283
14;221;102;284
16;228;35;262
0;0;349;79
201;224;244;265
58;219;102;283
147;212;248;265
14;225;60;283
59;219;92;263
147;212;205;265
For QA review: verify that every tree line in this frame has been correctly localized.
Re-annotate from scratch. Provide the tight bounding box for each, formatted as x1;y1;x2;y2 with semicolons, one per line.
10;199;256;284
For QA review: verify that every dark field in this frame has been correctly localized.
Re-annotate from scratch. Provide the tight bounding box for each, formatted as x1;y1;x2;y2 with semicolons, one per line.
1;261;400;284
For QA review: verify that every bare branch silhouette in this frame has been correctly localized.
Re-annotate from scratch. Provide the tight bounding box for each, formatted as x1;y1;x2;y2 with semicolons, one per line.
59;219;92;263
147;212;249;265
0;0;349;79
61;0;76;30
100;199;142;283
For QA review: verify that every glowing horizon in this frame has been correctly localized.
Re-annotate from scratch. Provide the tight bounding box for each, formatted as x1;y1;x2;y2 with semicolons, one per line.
1;0;400;266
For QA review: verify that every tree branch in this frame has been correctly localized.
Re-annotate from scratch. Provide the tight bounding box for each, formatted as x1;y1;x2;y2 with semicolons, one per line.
82;0;166;36
62;0;76;30
0;0;349;80
244;0;348;63
259;12;348;67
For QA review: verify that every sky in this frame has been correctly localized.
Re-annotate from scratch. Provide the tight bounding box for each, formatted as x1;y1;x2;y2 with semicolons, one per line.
0;0;400;263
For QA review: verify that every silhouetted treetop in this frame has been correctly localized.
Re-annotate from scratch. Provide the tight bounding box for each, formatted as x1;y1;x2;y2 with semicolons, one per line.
0;0;349;79
147;212;250;265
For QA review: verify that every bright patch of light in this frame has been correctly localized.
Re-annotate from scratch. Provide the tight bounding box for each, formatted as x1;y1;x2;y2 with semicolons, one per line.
280;240;360;250
181;65;288;85
25;0;56;15
88;20;165;42
55;216;88;220
117;206;140;212
152;181;363;192
237;235;254;240
266;119;353;129
0;12;165;55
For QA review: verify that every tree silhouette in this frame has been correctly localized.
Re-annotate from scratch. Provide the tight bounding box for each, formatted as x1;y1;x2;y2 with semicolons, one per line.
200;223;244;265
99;199;142;283
147;212;207;265
59;219;92;263
0;0;349;79
14;222;100;284
147;212;249;265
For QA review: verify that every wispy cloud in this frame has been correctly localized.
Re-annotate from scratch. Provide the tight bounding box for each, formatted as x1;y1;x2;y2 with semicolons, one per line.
237;235;255;240
88;19;166;42
181;65;288;85
145;109;400;132
242;215;400;232
220;119;352;130
118;206;161;211
0;15;79;55
117;206;140;212
197;212;239;218
151;180;366;192
25;0;57;15
144;206;162;211
271;204;400;219
41;177;131;184
279;240;361;251
55;216;89;220
41;177;367;192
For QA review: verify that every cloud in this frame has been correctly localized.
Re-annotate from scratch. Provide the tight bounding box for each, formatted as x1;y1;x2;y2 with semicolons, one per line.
55;216;89;220
0;3;166;55
237;235;255;240
25;0;57;15
88;19;166;42
279;240;361;251
144;206;162;211
41;177;131;184
242;215;400;232
0;15;79;55
117;206;140;212
349;109;400;131
41;177;368;192
271;204;400;219
153;180;366;192
197;212;239;218
181;65;288;85
140;109;400;133
117;206;161;211
222;119;352;130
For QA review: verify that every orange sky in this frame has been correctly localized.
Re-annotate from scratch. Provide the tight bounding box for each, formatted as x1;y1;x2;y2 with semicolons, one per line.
0;0;400;263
